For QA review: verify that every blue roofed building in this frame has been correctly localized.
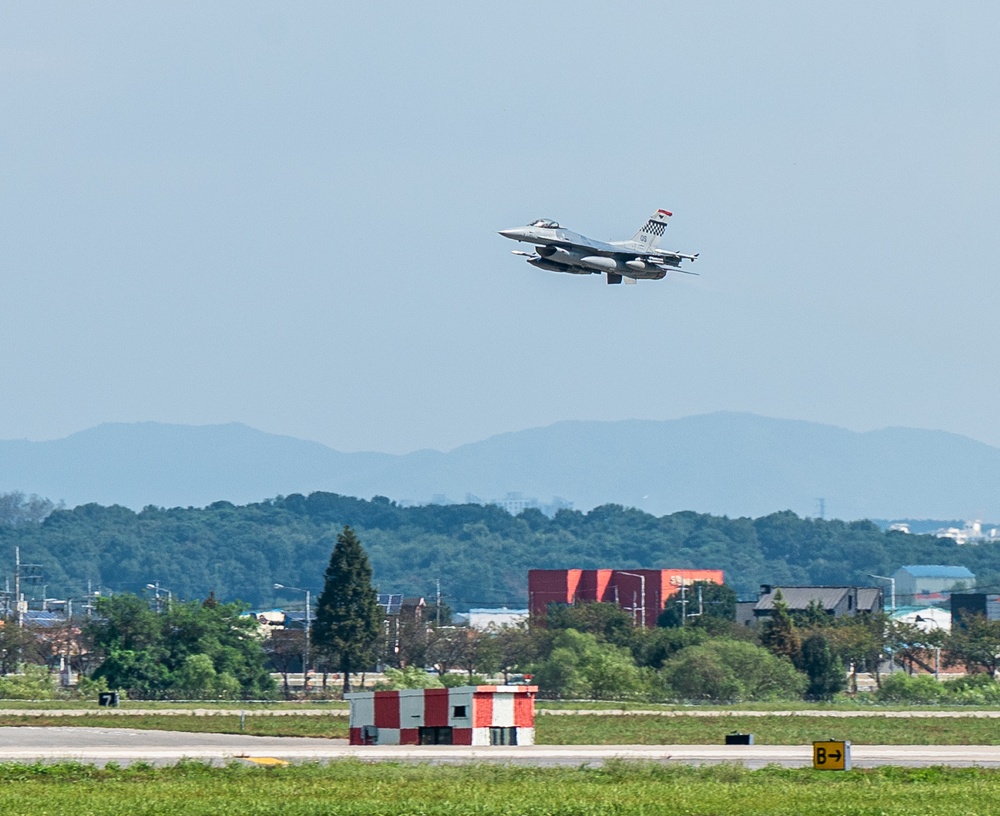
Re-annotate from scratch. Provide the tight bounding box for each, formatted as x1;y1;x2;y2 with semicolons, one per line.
893;565;975;605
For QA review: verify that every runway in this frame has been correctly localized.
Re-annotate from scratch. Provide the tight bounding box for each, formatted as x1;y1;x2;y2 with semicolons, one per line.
5;707;1000;718
4;727;1000;768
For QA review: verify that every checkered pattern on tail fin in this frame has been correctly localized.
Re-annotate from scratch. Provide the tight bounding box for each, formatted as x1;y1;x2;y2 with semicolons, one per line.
630;209;672;249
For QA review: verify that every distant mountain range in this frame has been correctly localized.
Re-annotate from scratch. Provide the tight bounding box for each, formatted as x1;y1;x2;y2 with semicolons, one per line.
1;413;998;520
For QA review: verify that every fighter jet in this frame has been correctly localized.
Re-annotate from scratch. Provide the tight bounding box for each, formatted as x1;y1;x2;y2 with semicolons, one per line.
499;209;697;284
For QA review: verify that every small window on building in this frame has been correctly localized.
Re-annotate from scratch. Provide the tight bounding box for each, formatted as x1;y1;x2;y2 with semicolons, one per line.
490;727;518;746
452;705;467;718
848;595;853;610
419;726;453;745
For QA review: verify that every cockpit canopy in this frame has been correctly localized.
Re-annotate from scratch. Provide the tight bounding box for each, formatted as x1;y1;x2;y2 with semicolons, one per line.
528;218;560;229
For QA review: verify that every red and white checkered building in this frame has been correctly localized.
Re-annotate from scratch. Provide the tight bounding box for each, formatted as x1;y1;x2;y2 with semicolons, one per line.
345;685;537;746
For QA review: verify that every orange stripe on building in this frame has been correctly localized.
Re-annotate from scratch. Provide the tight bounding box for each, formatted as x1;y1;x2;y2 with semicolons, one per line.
474;692;494;728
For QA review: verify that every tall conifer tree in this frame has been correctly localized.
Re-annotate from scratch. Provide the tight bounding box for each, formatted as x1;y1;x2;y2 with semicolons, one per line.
760;589;801;663
313;526;381;693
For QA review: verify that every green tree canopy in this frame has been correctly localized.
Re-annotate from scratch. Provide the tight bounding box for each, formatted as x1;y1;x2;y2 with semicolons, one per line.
760;590;801;663
531;629;649;701
4;495;993;611
945;616;1000;676
84;594;274;699
545;602;635;647
660;639;807;703
798;633;846;700
312;526;381;693
658;582;738;631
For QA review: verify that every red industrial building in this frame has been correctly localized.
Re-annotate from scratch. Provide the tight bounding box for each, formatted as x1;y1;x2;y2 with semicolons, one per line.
528;568;725;628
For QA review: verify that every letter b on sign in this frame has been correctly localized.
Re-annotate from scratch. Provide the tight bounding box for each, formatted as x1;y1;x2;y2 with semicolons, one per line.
813;741;850;771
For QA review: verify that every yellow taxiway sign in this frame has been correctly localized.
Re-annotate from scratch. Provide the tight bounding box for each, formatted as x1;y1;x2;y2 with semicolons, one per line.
813;740;851;770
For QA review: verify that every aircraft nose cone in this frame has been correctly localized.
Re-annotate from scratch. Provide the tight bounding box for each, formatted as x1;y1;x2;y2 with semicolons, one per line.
498;228;527;241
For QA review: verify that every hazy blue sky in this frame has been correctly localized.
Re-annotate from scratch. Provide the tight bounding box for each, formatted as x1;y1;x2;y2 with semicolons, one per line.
3;2;999;454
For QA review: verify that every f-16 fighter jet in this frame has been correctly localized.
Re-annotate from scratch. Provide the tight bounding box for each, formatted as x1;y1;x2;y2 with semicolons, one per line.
499;209;697;284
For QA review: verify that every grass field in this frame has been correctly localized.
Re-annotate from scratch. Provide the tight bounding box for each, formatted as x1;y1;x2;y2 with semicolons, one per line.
0;713;350;738
0;761;998;815
538;713;1000;745
4;712;1000;745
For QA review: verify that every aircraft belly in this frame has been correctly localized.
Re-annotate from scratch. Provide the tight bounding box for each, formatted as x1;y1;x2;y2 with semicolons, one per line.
528;258;594;275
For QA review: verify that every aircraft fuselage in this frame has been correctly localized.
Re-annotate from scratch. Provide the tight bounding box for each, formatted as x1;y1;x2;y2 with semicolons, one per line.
499;213;695;284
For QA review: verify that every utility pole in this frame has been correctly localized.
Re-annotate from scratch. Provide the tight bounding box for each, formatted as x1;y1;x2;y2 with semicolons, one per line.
619;572;646;629
436;579;442;627
304;588;311;689
11;547;41;628
679;583;688;626
868;574;896;612
14;546;20;627
146;582;172;613
274;583;312;689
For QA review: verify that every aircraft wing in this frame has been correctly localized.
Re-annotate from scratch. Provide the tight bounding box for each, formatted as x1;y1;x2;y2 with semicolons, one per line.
654;251;699;263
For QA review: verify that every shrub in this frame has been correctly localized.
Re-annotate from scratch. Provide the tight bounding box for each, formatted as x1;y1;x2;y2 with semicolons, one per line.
874;672;946;704
660;640;807;702
75;675;110;698
378;666;444;690
0;665;56;700
439;673;487;688
942;674;1000;704
532;629;650;700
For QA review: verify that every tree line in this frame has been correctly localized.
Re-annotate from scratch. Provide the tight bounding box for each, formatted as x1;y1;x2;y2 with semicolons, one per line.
401;591;1000;704
2;491;997;608
6;526;1000;704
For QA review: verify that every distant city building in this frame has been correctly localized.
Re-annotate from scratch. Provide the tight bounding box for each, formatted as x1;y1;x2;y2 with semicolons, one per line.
249;608;314;631
528;568;724;629
466;608;529;630
20;610;67;628
743;585;883;625
951;593;1000;627
888;522;911;534
401;493;573;518
489;492;573;517
253;609;285;628
931;520;1000;545
893;565;975;605
891;605;951;633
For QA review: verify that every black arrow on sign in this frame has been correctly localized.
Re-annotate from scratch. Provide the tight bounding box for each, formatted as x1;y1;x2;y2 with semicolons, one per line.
829;750;842;762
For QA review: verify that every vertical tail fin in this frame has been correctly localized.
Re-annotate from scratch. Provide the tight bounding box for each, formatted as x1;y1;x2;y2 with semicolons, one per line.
630;209;672;249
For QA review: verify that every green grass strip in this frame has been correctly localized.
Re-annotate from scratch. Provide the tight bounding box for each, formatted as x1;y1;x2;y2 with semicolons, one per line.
0;761;998;815
537;713;1000;745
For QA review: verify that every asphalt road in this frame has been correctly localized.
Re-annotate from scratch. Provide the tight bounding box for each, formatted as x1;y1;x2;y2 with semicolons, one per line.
5;727;1000;768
